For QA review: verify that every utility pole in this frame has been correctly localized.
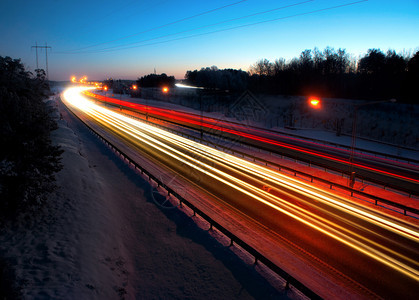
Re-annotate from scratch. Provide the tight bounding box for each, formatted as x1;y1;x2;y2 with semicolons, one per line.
31;42;52;80
45;42;50;80
31;42;39;69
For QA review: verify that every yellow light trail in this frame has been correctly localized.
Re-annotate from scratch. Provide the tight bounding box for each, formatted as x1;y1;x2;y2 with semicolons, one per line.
63;87;419;281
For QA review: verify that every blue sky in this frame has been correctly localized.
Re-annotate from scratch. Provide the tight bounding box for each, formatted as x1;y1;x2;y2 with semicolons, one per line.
1;0;418;80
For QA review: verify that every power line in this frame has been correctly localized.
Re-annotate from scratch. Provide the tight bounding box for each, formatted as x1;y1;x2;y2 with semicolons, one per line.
83;0;314;53
31;42;52;79
31;42;39;69
69;0;248;52
58;0;368;55
73;0;169;36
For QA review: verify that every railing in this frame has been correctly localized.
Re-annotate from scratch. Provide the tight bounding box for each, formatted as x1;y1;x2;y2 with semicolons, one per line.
62;97;322;299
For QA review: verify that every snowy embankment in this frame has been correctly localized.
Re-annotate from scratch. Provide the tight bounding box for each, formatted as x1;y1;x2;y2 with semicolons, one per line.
0;94;287;299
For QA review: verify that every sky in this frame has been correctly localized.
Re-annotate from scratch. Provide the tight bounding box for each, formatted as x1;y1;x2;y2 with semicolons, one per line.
0;0;418;81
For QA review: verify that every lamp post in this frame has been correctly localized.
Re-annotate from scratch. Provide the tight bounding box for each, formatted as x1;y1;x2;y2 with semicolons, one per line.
348;98;396;187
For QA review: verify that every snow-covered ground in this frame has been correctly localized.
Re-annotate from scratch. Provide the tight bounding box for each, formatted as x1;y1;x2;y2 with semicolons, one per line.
0;93;292;299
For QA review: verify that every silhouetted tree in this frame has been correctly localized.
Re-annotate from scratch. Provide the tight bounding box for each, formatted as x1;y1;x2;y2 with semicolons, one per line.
137;73;175;88
247;47;416;101
358;49;386;74
249;59;273;76
272;58;286;75
403;50;419;102
0;56;62;218
299;50;313;73
184;46;417;102
185;67;248;92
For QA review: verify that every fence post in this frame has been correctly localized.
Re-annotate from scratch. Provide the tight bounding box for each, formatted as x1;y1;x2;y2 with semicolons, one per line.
285;280;290;290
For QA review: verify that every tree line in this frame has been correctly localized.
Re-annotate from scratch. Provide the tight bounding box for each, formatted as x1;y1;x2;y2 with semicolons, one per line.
0;56;62;219
136;73;175;88
184;47;419;103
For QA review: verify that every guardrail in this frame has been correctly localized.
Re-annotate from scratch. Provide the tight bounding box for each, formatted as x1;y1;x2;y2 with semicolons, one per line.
86;93;419;198
117;110;419;218
62;97;322;299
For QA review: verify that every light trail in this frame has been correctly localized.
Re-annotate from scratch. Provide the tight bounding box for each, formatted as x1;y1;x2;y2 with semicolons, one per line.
64;86;419;282
83;90;419;184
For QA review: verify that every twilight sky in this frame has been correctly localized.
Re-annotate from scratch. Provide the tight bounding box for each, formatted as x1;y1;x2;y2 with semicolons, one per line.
1;0;418;81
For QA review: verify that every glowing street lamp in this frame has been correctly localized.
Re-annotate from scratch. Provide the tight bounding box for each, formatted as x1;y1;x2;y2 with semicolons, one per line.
132;84;138;90
309;97;321;108
162;87;169;93
71;76;76;83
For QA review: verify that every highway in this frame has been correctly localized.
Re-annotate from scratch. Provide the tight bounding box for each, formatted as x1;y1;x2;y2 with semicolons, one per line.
65;87;419;298
83;90;419;195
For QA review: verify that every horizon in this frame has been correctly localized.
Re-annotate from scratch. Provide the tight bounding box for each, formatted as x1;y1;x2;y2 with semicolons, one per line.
1;0;418;81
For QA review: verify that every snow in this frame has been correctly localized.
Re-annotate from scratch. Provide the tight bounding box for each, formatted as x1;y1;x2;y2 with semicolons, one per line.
0;93;294;299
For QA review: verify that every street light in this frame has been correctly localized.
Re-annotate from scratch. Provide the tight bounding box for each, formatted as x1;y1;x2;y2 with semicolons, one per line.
349;98;396;187
309;97;321;108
